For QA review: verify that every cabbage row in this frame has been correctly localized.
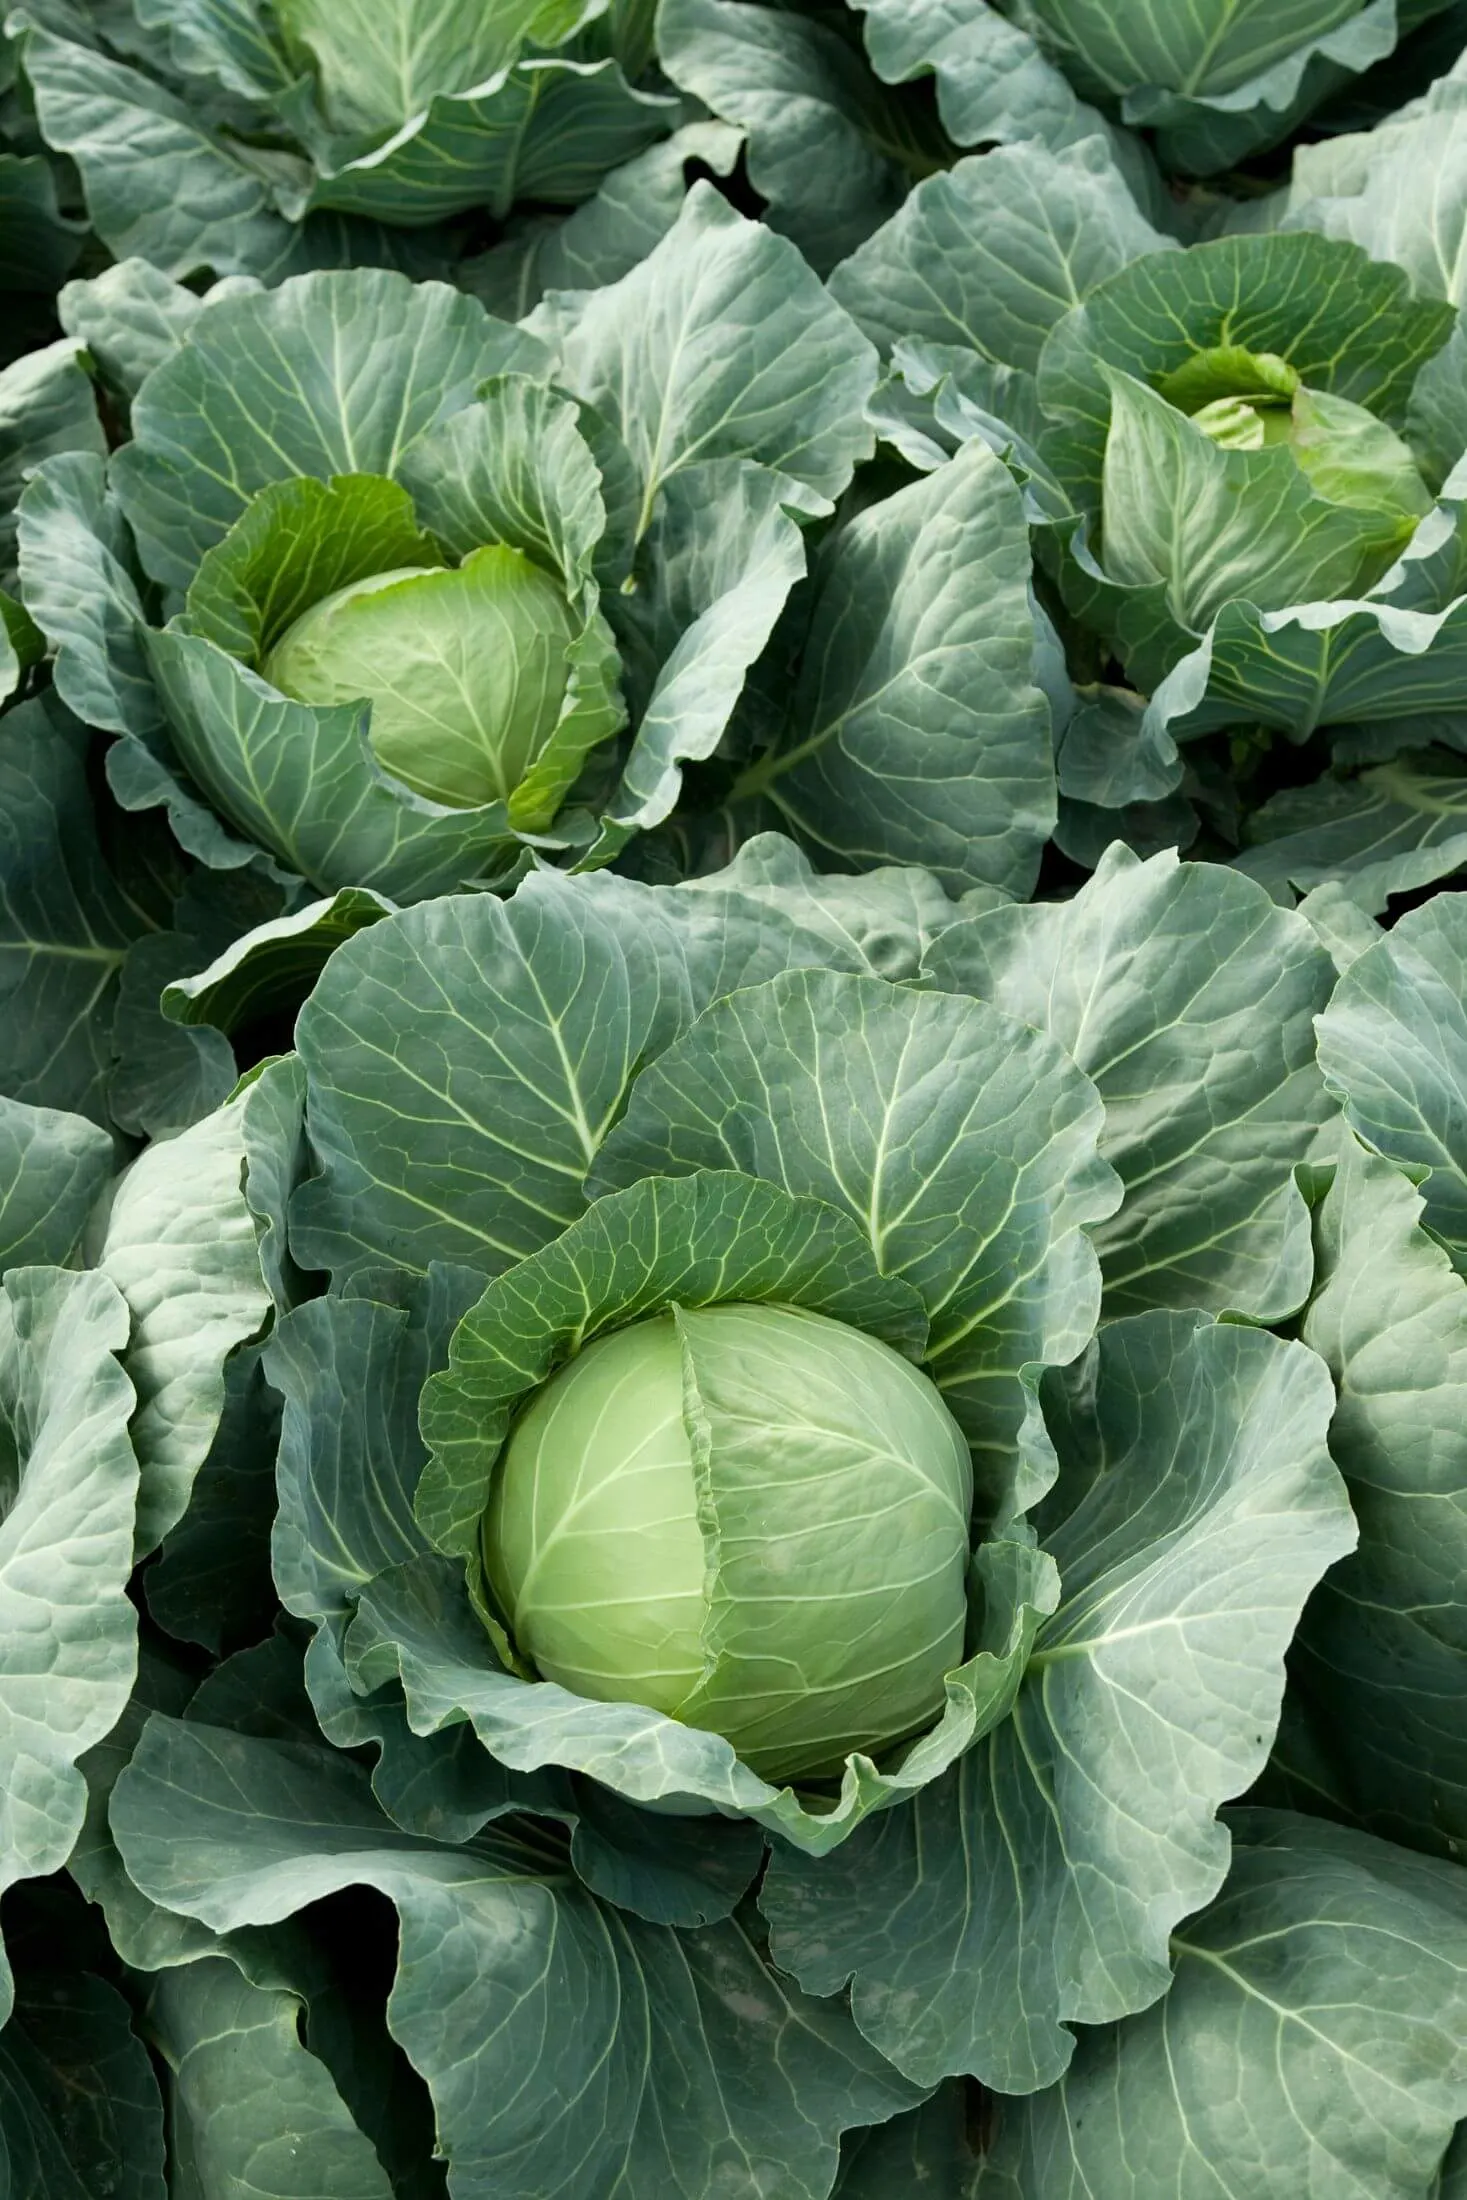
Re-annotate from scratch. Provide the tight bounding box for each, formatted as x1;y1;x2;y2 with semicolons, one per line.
1;4;1466;2196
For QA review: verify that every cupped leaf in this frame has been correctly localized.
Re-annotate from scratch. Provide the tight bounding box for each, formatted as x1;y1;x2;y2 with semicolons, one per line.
1294;1134;1467;1859
161;886;395;1037
1037;233;1455;513
0;1268;138;2025
418;1168;929;1557
291;59;678;229
16;450;168;741
97;1082;274;1553
528;182;878;539
0;336;103;583
143;625;518;898
287;858;949;1286
0;1097;111;1274
732;441;1057;896
1315;892;1467;1266
657;0;941;275
761;1313;1354;2094
923;845;1337;1320
142;1955;393;2200
592;967;1118;1504
976;1809;1467;2197
274;0;600;134
111;1714;925;2199
828;135;1173;372
111;269;547;589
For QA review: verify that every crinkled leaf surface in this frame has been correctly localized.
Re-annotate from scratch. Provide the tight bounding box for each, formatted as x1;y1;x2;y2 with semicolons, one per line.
0;1096;111;1273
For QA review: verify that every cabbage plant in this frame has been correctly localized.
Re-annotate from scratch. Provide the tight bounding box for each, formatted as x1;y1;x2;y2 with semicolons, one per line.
16;194;891;899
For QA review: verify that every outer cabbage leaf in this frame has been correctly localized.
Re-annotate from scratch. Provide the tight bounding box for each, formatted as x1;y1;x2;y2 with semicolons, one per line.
760;1317;1351;2094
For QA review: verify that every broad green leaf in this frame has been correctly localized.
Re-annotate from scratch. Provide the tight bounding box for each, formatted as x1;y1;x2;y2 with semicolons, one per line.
143;1956;392;2200
853;0;1108;154
1316;892;1467;1265
1146;483;1467;749
592;969;1117;1497
58;259;263;403
14;23;301;281
291;61;678;229
331;1528;1051;1852
274;0;597;134
829;136;1172;372
1295;1136;1467;1857
1037;233;1455;513
1238;752;1467;909
657;0;933;274
112;270;547;589
98;1087;273;1553
111;1715;924;2198
1020;0;1369;100
0;1268;138;2024
17;450;167;740
528;183;878;539
0;1097;111;1273
271;1273;473;1623
0;697;151;1127
833;2087;977;2199
761;1315;1353;2093
0;336;102;583
161;887;394;1036
599;460;816;845
923;845;1337;1319
0;1969;164;2199
461;120;741;319
288;858;930;1284
1099;368;1407;642
976;1810;1467;2197
735;442;1056;896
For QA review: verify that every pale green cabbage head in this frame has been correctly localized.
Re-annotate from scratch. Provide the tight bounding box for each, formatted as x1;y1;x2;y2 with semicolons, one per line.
481;1301;975;1782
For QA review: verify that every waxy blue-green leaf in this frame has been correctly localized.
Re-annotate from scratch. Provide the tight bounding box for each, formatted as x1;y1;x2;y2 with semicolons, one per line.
761;1315;1353;2094
592;968;1117;1497
0;697;153;1128
0;1097;111;1274
272;0;600;134
111;269;547;589
288;856;952;1285
924;845;1337;1319
14;21;305;282
732;442;1056;896
1144;497;1467;754
0;1267;138;2026
58;260;263;405
143;1956;393;2200
111;1714;924;2199
289;60;678;230
1316;891;1467;1266
0;145;84;297
97;1082;274;1553
1238;752;1467;910
829;136;1172;372
976;1810;1467;2197
657;0;934;274
17;451;168;742
1295;1134;1467;1857
528;183;879;539
852;0;1110;154
161;887;394;1039
0;336;102;583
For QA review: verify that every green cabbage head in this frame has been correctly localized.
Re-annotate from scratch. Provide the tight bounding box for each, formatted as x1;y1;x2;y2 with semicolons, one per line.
481;1302;974;1782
